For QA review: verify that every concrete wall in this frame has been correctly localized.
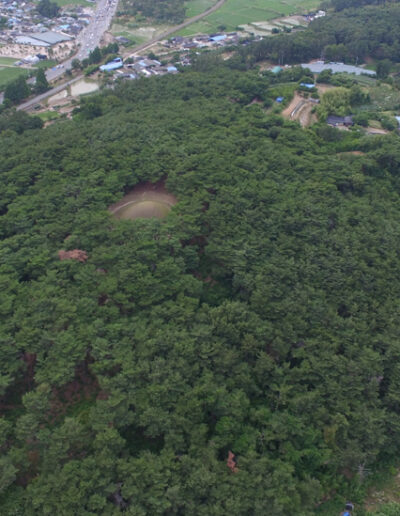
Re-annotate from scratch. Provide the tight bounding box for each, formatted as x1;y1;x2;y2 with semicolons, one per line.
0;40;76;60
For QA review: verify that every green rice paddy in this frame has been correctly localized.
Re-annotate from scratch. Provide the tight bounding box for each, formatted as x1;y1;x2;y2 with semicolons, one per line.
185;0;217;18
178;0;319;35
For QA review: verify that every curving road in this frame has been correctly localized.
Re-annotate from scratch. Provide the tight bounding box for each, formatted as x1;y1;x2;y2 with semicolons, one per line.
17;0;226;111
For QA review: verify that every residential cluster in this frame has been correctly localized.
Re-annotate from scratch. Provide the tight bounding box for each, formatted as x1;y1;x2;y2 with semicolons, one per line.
303;10;326;22
101;56;179;81
162;32;244;52
0;0;93;58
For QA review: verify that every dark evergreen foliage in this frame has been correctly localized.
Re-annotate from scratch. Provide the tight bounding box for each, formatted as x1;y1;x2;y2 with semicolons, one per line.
36;0;60;19
1;68;400;514
4;76;30;105
241;3;400;65
34;69;49;95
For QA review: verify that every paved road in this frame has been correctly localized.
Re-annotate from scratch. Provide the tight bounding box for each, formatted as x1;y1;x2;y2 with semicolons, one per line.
17;76;82;111
46;0;119;82
17;0;226;111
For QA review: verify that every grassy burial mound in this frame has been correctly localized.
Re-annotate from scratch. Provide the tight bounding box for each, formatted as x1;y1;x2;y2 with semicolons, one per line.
109;181;177;219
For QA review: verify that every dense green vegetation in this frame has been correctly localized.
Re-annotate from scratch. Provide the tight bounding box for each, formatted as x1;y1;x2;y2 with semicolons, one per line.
177;0;319;36
33;69;49;95
36;0;61;18
0;68;29;93
242;2;400;66
120;0;186;23
3;76;30;105
1;65;400;514
0;109;43;134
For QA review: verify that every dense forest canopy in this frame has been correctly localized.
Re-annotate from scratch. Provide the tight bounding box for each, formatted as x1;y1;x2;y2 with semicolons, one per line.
2;66;400;514
330;0;394;11
242;2;400;65
36;0;60;19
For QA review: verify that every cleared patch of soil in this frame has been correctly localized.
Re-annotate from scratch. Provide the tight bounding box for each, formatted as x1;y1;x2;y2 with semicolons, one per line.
365;471;400;512
316;84;335;94
109;181;177;220
282;92;315;127
338;151;366;157
365;127;389;135
282;92;303;118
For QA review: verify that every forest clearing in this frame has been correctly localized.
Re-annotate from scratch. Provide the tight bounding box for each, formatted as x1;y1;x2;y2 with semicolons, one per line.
109;181;177;219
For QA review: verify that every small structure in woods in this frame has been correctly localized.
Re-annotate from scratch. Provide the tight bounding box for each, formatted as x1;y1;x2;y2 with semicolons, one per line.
327;115;354;127
58;249;88;262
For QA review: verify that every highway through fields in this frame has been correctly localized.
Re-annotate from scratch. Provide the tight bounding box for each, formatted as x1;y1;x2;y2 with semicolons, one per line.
46;0;119;82
17;0;226;111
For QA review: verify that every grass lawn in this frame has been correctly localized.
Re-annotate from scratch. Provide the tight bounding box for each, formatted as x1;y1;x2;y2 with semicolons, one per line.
177;0;319;35
0;67;29;91
36;110;62;121
34;59;58;69
113;31;145;46
111;21;171;45
0;57;17;66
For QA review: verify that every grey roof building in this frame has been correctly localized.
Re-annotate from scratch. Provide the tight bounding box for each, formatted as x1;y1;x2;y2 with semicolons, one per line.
28;31;71;45
301;62;376;76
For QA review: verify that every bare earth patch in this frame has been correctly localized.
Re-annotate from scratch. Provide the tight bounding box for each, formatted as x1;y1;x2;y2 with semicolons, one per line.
109;181;177;220
338;151;366;157
316;84;335;94
282;92;303;118
281;92;315;127
365;127;389;135
365;471;400;512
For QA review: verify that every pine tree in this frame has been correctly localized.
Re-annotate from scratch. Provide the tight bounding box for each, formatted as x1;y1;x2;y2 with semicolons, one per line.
4;75;30;104
34;68;49;94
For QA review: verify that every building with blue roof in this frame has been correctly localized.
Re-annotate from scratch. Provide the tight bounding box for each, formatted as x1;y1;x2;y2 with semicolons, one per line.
100;58;123;72
210;34;227;42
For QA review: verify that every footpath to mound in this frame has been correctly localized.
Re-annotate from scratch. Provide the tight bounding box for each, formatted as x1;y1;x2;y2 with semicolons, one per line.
109;181;177;220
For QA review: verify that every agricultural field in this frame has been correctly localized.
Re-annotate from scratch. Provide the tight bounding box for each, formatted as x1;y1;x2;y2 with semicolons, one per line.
185;0;217;18
0;57;17;66
0;67;28;91
110;21;170;45
177;0;319;35
35;59;58;70
365;82;400;112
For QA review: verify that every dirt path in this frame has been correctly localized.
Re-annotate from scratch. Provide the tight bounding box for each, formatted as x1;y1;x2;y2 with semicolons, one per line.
282;92;302;118
282;92;314;127
297;102;313;126
338;151;366;157
365;127;389;135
